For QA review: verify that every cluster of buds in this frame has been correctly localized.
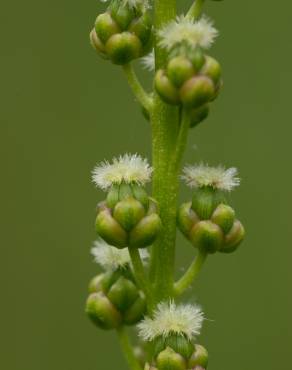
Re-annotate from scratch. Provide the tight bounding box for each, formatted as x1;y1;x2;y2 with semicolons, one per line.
92;154;162;249
178;164;245;254
154;16;221;127
86;240;148;329
90;0;152;65
139;302;209;370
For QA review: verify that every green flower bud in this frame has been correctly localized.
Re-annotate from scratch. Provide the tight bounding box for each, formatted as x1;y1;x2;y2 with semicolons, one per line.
167;56;195;88
156;347;187;370
88;274;104;293
177;202;200;238
100;269;122;293
180;76;215;108
188;345;208;369
105;32;142;65
129;12;152;45
189;104;210;128
96;208;128;248
107;276;139;311
106;184;120;209
113;197;146;231
201;56;222;85
155;70;180;105
129;213;162;248
154;334;195;360
188;47;205;71
211;204;235;234
191;187;226;220
132;184;149;210
90;29;107;58
221;219;245;253
95;12;120;44
190;220;224;253
86;292;122;329
111;4;135;30
123;294;147;325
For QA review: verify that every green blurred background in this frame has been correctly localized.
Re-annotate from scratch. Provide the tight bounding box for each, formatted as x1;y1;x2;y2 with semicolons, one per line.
1;0;291;369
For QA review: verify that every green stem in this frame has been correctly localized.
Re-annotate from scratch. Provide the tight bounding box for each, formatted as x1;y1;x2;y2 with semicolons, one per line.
150;0;179;304
174;250;207;296
129;248;154;310
186;0;206;20
116;327;142;370
172;109;191;172
123;64;153;112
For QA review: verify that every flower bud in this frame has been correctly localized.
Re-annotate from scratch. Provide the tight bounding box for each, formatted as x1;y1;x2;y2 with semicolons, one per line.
106;184;120;209
188;345;208;369
191;187;226;220
107;276;139;311
154;334;194;360
113;197;146;231
129;12;152;45
95;12;120;44
201;56;222;85
132;184;149;210
167;56;195;88
111;4;135;30
188;47;206;72
95;208;128;248
189;104;210;128
155;70;180;105
90;29;107;58
211;204;235;234
190;220;224;254
156;347;187;370
221;219;245;253
180;76;215;109
86;292;122;329
123;294;147;325
129;213;162;248
88;274;104;293
105;32;142;65
177;202;200;238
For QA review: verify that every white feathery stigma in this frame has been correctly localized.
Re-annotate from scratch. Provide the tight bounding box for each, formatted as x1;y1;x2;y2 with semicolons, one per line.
158;15;218;51
92;153;153;190
141;50;155;72
91;239;149;270
99;0;150;10
138;301;204;341
182;163;240;191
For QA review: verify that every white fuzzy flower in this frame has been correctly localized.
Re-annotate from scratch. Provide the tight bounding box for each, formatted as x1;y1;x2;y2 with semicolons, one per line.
158;15;218;51
138;301;204;341
141;50;155;72
182;163;240;191
91;239;149;270
100;0;150;10
92;153;153;190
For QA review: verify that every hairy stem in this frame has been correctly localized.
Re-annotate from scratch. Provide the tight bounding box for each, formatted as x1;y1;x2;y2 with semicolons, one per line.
186;0;206;20
123;64;153;112
116;327;142;370
129;248;154;311
150;0;179;304
174;250;207;296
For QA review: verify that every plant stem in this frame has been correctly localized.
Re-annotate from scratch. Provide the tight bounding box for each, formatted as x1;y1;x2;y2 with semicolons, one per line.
174;250;207;296
129;248;154;310
123;64;153;112
116;327;142;370
186;0;206;20
150;0;179;304
172;109;191;172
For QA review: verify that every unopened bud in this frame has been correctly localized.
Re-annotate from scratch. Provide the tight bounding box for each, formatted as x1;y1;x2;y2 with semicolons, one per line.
106;184;120;209
180;76;215;108
155;70;180;105
188;47;206;71
132;184;149;210
129;12;152;45
221;219;245;253
123;295;147;325
129;213;162;248
154;334;194;360
211;204;235;234
90;29;107;57
201;56;222;85
105;32;142;65
107;276;139;311
167;56;195;88
96;209;128;248
113;197;145;231
88;274;104;293
111;3;135;30
156;347;187;370
95;12;120;44
188;345;208;369
192;187;226;220
86;292;122;329
177;202;200;237
190;104;210;128
190;220;224;253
